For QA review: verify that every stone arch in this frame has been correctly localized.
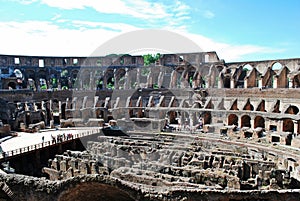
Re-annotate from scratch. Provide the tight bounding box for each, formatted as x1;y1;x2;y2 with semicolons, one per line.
230;99;239;110
167;110;179;124
57;182;135;201
243;99;254;111
173;66;184;88
285;105;299;115
60;69;69;89
202;111;211;124
292;73;300;88
243;64;253;71
241;115;251;128
235;66;247;88
37;69;48;89
228;114;238;126
80;70;90;89
186;66;197;88
271;62;283;71
105;69;115;90
254;116;265;128
283;119;294;133
222;74;231;88
7;81;16;89
70;69;79;88
272;100;281;113
256;100;266;112
115;68;126;89
261;67;275;88
277;66;290;88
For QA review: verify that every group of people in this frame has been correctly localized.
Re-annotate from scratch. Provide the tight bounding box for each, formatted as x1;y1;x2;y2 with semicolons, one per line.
49;133;73;144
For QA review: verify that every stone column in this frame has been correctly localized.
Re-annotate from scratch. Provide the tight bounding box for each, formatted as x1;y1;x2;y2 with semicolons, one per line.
273;76;278;88
289;77;293;88
250;119;255;129
258;79;262;88
114;69;118;90
244;79;248;88
230;78;235;88
136;68;140;89
293;120;298;134
278;120;283;132
58;101;62;120
218;76;222;88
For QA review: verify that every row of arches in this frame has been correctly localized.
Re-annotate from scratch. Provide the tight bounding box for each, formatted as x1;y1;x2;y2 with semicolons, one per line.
230;99;300;115
228;114;300;134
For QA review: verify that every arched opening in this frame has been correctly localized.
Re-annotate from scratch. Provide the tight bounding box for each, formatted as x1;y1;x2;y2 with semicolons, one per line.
187;66;196;88
115;69;126;89
203;112;212;124
39;78;47;90
60;69;69;89
272;100;281;113
223;76;231;88
81;70;90;89
243;99;254;111
71;70;79;88
175;67;184;88
52;99;60;125
241;115;251;128
256;100;266;112
283;119;294;133
271;62;283;71
293;74;300;88
61;103;66;120
8;82;16;89
58;182;134;201
236;67;248;88
254;116;265;128
228;114;238;126
14;68;24;89
284;105;299;115
230;99;239;110
167;110;178;124
243;64;253;71
105;69;115;90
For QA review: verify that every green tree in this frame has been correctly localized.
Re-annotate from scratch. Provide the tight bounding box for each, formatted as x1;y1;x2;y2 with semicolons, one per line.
143;53;161;66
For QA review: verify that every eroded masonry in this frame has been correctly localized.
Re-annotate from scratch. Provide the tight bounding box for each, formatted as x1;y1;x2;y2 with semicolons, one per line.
1;52;300;200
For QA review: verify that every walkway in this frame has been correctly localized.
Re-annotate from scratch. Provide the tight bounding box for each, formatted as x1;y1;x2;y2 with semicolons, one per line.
0;127;101;159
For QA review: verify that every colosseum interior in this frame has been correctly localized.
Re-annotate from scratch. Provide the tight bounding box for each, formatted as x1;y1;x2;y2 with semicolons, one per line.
1;52;300;200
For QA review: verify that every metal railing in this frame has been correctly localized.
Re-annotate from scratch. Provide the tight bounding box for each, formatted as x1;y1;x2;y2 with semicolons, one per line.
0;128;101;160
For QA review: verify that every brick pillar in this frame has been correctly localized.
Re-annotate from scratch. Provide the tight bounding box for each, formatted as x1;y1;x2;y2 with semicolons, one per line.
273;76;278;88
136;68;140;89
230;78;235;88
244;79;248;88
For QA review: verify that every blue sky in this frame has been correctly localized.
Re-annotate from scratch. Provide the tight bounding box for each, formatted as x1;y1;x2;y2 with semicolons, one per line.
0;0;299;62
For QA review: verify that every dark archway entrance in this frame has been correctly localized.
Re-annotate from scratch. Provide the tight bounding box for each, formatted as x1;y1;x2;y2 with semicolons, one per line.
58;182;134;201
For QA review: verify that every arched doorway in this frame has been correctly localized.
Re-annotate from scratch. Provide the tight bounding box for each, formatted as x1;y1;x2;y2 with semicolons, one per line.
285;105;299;115
241;115;251;128
58;182;134;201
283;119;294;133
254;116;265;128
228;114;238;126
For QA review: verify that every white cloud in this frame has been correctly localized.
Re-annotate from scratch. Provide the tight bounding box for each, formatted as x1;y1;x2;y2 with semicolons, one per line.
0;21;121;56
12;0;38;5
41;0;170;19
71;20;139;32
0;20;284;61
